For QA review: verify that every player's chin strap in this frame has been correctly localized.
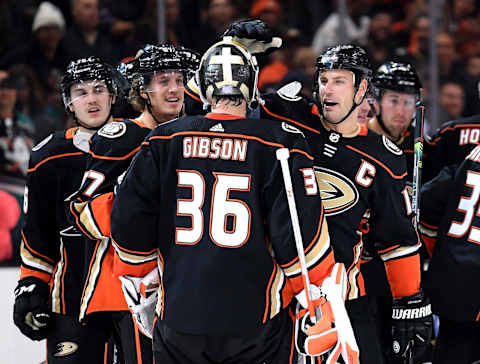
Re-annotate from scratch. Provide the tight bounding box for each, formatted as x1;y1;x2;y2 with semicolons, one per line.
145;93;181;126
315;87;365;126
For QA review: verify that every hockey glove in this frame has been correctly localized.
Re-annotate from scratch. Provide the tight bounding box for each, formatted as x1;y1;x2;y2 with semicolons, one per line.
13;277;51;341
295;285;340;360
119;268;159;339
222;19;282;54
391;289;433;362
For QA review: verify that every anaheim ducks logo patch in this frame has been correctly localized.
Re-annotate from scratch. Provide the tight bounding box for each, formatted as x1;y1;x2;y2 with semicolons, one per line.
53;341;79;357
98;121;126;139
314;167;359;216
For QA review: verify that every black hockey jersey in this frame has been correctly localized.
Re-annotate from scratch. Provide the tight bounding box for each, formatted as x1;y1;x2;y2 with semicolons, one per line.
424;114;480;182
420;145;480;321
259;92;421;300
69;118;151;320
20;128;87;316
111;113;335;335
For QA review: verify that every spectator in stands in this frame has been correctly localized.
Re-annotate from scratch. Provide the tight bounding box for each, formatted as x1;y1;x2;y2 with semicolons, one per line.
0;2;68;95
439;80;466;121
165;0;197;49
195;0;239;53
8;64;65;141
0;73;34;180
365;6;397;69
437;31;462;83
311;0;371;54
250;0;284;35
62;0;115;63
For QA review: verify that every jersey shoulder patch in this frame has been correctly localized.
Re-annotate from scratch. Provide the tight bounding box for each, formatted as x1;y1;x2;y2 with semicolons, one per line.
277;81;302;102
382;135;403;155
98;121;127;139
31;134;53;151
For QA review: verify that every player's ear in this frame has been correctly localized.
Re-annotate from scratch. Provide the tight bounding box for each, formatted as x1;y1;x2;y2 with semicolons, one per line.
355;79;368;104
68;104;75;113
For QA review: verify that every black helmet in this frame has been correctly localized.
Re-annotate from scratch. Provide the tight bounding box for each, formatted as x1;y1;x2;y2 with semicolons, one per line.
373;61;422;99
61;57;117;108
196;37;259;108
130;44;200;90
315;44;372;89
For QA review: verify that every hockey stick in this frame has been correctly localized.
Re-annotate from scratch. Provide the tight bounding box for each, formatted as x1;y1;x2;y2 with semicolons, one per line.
411;103;425;229
276;148;360;364
276;148;318;323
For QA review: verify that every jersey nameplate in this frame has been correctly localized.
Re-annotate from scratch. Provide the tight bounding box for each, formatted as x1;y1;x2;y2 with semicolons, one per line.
382;135;403;155
98;121;127;139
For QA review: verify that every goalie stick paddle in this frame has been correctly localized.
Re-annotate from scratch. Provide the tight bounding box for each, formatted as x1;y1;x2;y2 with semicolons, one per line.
411;103;425;229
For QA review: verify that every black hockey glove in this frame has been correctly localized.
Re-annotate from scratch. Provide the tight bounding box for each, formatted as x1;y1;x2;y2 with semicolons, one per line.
222;19;282;55
390;289;433;362
13;277;51;341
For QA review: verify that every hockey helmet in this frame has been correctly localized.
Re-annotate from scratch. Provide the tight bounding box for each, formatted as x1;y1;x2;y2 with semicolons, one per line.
61;57;117;108
372;61;422;99
196;37;259;107
130;44;200;91
314;44;372;91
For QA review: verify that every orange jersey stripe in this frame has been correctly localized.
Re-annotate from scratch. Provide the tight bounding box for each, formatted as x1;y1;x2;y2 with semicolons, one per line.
21;231;56;264
346;145;408;179
184;87;202;102
261;104;321;135
20;266;51;282
28;152;84;172
89;146;141;161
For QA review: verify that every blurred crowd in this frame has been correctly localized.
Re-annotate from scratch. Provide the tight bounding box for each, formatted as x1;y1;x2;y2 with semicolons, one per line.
1;0;480;264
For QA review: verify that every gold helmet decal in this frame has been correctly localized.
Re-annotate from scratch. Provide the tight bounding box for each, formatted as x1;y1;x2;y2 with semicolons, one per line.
315;167;359;215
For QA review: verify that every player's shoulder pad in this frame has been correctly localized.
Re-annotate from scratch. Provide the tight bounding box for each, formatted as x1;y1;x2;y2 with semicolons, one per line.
357;132;407;177
91;119;150;159
28;130;80;170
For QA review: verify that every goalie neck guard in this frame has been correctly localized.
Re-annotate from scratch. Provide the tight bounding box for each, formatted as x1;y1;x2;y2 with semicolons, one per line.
196;37;260;109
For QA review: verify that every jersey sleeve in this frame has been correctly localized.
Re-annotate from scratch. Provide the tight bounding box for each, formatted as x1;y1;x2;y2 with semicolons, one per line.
265;140;335;294
110;139;161;278
419;165;456;256
20;150;58;282
69;121;148;240
368;155;422;298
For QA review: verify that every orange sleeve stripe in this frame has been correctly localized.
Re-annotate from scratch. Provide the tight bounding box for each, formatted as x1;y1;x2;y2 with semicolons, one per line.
420;220;439;230
422;235;436;257
184;87;202;102
111;238;157;256
113;251;157;277
90;193;114;237
377;244;401;255
21;231;56;264
20;266;51;283
287;251;335;294
290;148;314;160
385;254;420;298
28;152;84;172
263;262;277;323
89;146;141;161
261;104;321;135
346;145;408;179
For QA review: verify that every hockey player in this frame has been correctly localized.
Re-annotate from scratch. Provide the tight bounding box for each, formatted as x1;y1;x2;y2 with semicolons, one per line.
423;81;480;182
368;61;423;181
110;38;339;364
212;20;433;363
13;57;121;363
67;44;200;363
420;145;480;364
